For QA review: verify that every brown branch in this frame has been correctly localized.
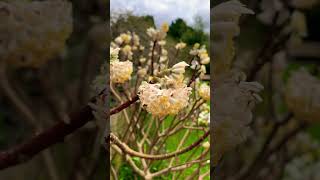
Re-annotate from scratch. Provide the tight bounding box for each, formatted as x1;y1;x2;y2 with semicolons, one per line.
0;93;139;170
109;130;210;160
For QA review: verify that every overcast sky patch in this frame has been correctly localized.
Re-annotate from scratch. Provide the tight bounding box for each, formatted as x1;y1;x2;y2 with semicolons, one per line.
111;0;210;32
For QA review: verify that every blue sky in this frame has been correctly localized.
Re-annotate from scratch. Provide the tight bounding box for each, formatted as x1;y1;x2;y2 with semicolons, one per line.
111;0;210;32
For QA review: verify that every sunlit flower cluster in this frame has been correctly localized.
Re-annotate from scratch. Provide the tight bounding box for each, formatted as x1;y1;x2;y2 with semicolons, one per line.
175;42;187;50
198;104;210;126
110;47;133;84
111;31;144;60
199;83;210;101
138;80;192;117
0;0;73;68
146;22;169;41
137;60;193;117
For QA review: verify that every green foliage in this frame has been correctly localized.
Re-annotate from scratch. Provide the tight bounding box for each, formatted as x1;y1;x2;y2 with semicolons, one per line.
119;164;141;180
181;28;208;46
168;18;188;39
168;18;208;46
307;123;320;142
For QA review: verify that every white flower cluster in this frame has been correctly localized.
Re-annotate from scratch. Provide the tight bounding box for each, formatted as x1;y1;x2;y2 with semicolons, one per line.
198;104;210;126
189;44;210;78
0;0;73;68
199;83;210;101
138;62;192;117
146;23;169;41
138;81;191;117
286;68;320;122
110;47;133;84
111;60;133;84
111;31;143;60
175;42;187;50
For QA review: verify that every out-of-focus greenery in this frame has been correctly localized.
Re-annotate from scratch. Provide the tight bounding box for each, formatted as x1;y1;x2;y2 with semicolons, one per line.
168;17;209;46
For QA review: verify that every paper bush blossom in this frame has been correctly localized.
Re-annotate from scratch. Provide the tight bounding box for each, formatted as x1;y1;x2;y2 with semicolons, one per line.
108;17;211;178
138;62;192;117
199;83;210;101
138;81;191;117
0;0;73;68
110;47;133;84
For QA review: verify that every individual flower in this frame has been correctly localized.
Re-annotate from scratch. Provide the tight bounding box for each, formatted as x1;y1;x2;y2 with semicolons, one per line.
202;141;210;149
120;33;132;44
171;61;189;74
158;40;166;46
198;109;210;126
122;45;133;59
139;57;146;63
115;36;123;45
161;22;169;33
175;42;187;50
199;83;210;101
137;68;147;77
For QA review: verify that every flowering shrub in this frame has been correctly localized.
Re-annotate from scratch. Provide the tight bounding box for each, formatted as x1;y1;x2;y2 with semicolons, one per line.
106;19;211;179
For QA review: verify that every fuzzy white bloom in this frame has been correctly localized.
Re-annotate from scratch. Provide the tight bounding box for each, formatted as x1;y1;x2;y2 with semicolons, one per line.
139;58;146;63
110;47;120;62
137;68;147;77
0;0;73;68
133;33;140;46
158;40;166;46
138;81;192;117
199;65;207;75
175;42;187;50
115;36;123;45
146;23;169;41
162;49;168;56
198;110;210;126
199;83;210;101
202;141;210;149
171;61;189;74
139;46;145;51
159;56;168;63
120;33;132;44
110;60;133;84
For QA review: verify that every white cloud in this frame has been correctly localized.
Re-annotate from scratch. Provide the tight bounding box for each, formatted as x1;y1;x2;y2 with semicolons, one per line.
111;0;210;32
